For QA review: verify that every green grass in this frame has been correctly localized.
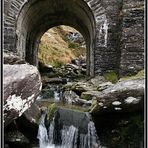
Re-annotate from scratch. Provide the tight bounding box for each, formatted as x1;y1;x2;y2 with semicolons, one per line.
68;42;79;49
47;103;57;122
51;60;64;68
104;71;118;83
119;69;145;81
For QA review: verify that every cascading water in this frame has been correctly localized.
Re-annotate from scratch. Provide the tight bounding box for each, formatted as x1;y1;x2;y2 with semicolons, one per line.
37;110;101;148
37;113;49;148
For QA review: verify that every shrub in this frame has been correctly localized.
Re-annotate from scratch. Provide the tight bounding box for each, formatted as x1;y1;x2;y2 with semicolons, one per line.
51;60;64;68
68;42;78;49
47;103;57;122
104;71;118;83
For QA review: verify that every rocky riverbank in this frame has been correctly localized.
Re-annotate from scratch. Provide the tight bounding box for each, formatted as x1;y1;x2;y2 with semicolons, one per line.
39;65;144;114
4;52;144;148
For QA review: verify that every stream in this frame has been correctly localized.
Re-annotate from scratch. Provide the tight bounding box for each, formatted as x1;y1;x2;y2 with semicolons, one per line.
37;110;100;148
4;69;144;148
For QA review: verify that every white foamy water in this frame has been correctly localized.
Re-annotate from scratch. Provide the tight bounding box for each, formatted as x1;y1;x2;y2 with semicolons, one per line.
37;113;100;148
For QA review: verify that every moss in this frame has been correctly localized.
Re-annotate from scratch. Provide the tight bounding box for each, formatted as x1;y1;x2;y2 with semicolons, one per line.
103;71;118;83
35;112;42;123
90;100;98;113
135;69;144;77
68;42;79;49
51;60;64;68
47;103;58;122
119;69;144;81
92;100;98;107
81;92;93;101
62;83;73;91
83;95;92;101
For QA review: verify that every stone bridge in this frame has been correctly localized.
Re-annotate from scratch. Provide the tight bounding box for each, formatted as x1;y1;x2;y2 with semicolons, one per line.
4;0;144;76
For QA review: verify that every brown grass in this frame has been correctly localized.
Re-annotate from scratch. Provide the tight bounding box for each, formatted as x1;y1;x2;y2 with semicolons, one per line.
38;25;86;67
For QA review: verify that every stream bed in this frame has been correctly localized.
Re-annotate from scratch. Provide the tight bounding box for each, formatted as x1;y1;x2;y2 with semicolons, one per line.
4;70;144;148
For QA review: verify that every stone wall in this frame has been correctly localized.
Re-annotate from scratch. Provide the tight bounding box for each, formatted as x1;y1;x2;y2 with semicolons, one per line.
94;0;123;74
3;0;144;76
120;0;144;76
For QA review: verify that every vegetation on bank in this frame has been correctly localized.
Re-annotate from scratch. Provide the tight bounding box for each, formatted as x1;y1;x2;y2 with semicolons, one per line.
38;25;86;68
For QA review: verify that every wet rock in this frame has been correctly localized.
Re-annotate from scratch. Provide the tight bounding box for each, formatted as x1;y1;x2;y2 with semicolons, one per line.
90;78;144;114
15;103;41;141
22;103;41;124
62;90;92;106
38;61;53;73
4;130;30;146
88;75;107;88
81;91;101;101
56;108;91;133
62;90;81;104
42;76;66;84
4;64;42;127
97;82;113;91
62;82;74;91
71;82;96;94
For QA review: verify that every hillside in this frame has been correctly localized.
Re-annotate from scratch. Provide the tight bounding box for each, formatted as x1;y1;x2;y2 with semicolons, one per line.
38;25;86;67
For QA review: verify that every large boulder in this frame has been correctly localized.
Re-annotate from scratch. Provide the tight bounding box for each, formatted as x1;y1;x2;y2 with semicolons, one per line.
71;82;97;94
81;91;101;100
38;61;53;73
3;64;42;126
90;78;144;114
62;90;92;106
15;103;41;141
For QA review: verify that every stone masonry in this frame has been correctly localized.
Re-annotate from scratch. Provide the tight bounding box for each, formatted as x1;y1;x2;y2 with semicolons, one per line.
3;0;144;76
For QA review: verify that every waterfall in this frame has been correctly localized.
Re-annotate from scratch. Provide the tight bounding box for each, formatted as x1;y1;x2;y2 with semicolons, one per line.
37;111;100;148
61;125;78;148
48;117;55;144
87;122;100;148
37;113;49;148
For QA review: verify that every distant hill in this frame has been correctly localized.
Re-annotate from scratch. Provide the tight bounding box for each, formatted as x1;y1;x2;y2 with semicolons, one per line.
38;25;86;67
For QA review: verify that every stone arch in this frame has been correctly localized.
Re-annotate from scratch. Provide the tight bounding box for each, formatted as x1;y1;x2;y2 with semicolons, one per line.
4;0;111;76
15;0;98;76
5;0;129;75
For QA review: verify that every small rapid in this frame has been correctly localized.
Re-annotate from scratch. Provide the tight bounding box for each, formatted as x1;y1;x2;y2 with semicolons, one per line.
37;109;100;148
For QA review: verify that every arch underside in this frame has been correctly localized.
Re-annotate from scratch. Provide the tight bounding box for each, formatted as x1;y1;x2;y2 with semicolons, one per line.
16;0;96;76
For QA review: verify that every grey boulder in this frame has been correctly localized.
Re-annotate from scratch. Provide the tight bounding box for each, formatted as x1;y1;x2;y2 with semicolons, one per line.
4;64;42;126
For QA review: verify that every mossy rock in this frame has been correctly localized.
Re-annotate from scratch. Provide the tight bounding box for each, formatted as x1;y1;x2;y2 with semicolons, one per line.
92;100;98;107
119;69;144;82
47;103;58;122
62;82;74;91
103;71;118;83
41;89;54;98
89;100;98;113
35;112;42;123
81;94;92;101
81;91;101;101
135;69;144;77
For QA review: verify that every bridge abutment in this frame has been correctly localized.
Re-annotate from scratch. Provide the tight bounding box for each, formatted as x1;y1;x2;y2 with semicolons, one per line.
4;0;144;76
